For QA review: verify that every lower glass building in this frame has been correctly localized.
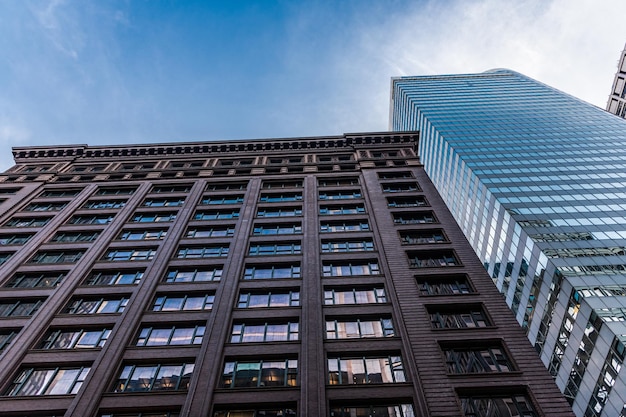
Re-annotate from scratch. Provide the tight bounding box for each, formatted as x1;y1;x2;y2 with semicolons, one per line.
391;69;626;417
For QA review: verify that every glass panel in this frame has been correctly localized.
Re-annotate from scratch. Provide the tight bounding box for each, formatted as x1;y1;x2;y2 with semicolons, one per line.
45;368;80;395
170;328;194;345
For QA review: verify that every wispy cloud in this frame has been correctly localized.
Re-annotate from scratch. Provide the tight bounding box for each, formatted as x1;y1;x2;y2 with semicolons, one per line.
28;0;82;59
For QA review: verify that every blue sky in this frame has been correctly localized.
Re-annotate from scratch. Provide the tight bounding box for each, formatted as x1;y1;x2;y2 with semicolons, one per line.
0;0;624;170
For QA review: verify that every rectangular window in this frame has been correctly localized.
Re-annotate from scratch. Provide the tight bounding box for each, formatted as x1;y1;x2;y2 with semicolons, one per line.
152;294;214;311
68;215;114;225
4;272;65;288
97;187;136;195
417;275;473;296
165;268;222;283
253;223;302;235
221;359;297;388
0;252;13;265
82;200;126;209
238;291;300;308
248;242;301;256
143;198;185;207
429;306;490;329
29;250;84;264
326;318;394;339
114;363;194;392
0;300;42;317
104;249;156;261
84;271;143;286
256;208;302;217
185;226;235;238
408;250;459;268
230;322;299;343
39;189;82;198
206;182;248;191
24;202;67;212
131;212;177;223
319;190;362;200
6;366;90;396
136;325;205;346
201;195;244;205
378;171;413;179
176;246;229;258
244;264;301;280
262;180;302;189
0;330;18;352
151;184;193;193
39;328;111;349
393;212;436;224
118;229;167;241
327;355;405;384
400;230;447;244
443;344;514;373
382;182;420;193
0;234;33;245
460;394;538;417
259;193;302;203
387;196;428;208
194;210;239;220
321;240;374;253
214;409;296;417
320;220;370;233
4;217;51;227
318;177;359;187
64;297;128;314
319;205;365;215
322;261;380;277
51;231;100;243
324;287;386;305
330;405;415;417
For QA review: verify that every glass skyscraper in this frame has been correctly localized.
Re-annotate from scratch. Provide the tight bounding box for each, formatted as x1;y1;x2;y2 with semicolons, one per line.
391;69;626;417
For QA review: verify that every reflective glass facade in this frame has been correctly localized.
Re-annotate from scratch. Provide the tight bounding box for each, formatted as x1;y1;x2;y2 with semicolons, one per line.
391;69;626;417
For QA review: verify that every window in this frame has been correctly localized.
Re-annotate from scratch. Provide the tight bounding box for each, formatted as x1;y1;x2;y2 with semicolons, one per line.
244;264;301;280
259;193;302;203
400;230;447;244
330;404;415;417
84;271;143;286
221;359;297;388
65;297;128;314
443;343;514;373
230;322;299;343
417;275;473;295
176;246;229;258
6;366;90;396
118;229;167;241
393;212;436;224
328;355;405;384
319;205;365;215
321;240;374;253
256;207;302;217
248;242;301;256
324;287;386;305
378;171;413;179
320;220;370;233
0;299;42;317
0;252;13;265
206;182;247;191
238;291;300;308
262;180;302;189
387;196;428;208
51;231;100;243
101;413;179;417
408;250;459;268
39;328;111;349
319;190;362;200
24;202;67;211
214;409;296;417
83;200;126;210
322;261;380;277
69;164;106;173
326;318;394;339
69;215;114;225
114;363;194;392
136;325;205;346
131;212;177;223
170;160;205;169
201;195;244;205
253;223;301;235
165;268;222;283
382;183;420;193
4;217;51;227
429;306;490;329
194;210;239;220
39;189;82;198
104;249;156;262
318;177;359;187
29;250;84;264
186;226;235;238
460;394;538;417
0;330;18;352
97;187;135;195
4;272;65;288
143;198;185;207
0;234;33;245
151;184;193;193
152;294;214;311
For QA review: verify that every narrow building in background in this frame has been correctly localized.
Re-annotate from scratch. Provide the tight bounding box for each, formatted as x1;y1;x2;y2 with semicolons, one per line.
608;43;626;118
